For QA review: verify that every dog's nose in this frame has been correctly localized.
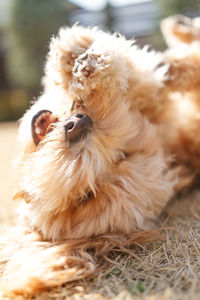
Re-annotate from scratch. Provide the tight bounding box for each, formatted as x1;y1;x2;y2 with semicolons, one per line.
64;114;93;143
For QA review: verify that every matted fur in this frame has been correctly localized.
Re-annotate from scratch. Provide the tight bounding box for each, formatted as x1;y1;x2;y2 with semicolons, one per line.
1;21;200;296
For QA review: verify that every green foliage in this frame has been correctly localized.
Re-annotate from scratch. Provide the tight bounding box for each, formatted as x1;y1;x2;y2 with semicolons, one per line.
106;267;122;278
127;280;145;294
6;0;72;92
157;0;200;19
0;89;29;121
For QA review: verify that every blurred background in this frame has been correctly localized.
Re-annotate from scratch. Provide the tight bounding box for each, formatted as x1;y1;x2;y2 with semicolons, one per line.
0;0;200;213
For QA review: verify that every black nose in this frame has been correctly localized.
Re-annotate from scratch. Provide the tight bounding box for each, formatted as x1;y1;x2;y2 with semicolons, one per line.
64;114;93;143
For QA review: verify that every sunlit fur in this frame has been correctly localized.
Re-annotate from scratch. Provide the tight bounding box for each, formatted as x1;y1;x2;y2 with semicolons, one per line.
1;22;200;295
160;15;200;173
17;26;176;242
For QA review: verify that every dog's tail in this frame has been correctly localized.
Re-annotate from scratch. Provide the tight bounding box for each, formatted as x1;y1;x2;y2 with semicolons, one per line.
0;225;161;297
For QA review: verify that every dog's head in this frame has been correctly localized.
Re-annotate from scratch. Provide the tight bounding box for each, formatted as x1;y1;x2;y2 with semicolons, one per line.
17;26;174;241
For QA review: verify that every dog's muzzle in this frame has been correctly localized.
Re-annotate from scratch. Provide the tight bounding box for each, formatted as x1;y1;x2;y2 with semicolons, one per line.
64;114;93;144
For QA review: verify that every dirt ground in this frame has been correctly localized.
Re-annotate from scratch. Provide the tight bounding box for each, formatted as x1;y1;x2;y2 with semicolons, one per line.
0;122;18;225
0;122;200;300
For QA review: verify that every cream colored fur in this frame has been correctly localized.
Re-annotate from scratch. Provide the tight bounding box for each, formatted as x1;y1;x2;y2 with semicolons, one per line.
1;21;200;296
17;26;176;242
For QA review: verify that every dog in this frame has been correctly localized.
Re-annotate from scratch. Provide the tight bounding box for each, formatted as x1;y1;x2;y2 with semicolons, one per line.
1;21;200;296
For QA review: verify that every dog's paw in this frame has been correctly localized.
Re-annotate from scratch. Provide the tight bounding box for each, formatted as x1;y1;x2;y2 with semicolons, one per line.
46;25;135;98
161;15;200;47
72;50;110;90
45;25;97;89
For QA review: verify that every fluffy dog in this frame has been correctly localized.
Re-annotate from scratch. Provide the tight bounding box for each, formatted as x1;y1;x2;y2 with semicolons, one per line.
1;22;200;296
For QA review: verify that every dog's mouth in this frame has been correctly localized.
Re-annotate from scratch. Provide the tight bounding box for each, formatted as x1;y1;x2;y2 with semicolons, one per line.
31;110;58;145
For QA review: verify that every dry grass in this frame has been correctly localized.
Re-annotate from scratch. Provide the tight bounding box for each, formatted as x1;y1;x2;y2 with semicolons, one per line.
1;122;200;300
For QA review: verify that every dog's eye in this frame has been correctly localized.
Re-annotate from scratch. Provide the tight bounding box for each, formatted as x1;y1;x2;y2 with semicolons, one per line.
31;110;58;145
